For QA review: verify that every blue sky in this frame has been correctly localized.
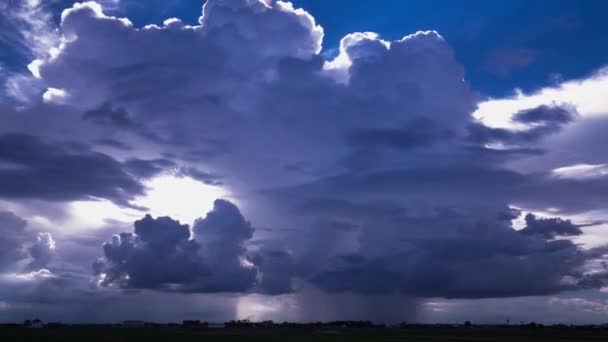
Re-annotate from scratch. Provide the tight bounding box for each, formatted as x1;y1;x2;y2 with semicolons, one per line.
2;0;607;97
1;0;608;324
105;0;608;97
293;0;608;97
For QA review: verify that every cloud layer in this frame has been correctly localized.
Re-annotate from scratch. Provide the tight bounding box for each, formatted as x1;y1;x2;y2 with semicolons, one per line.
0;0;607;323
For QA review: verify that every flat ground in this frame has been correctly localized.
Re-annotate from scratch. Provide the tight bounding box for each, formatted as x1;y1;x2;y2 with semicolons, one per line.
1;326;607;342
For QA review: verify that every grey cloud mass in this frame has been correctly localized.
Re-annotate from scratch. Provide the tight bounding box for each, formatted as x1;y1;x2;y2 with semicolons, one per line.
95;200;258;293
0;211;29;271
0;210;55;272
519;213;584;239
27;232;56;270
0;0;607;323
467;105;577;146
0;133;176;207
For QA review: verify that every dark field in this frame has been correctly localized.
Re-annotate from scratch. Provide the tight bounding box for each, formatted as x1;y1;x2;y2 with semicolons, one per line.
1;326;607;342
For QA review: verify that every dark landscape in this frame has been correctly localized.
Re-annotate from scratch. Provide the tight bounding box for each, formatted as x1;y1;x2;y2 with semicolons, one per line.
3;321;608;341
1;0;608;339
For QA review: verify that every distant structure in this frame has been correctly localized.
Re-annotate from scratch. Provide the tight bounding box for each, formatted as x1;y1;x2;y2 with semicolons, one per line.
208;322;226;328
24;319;44;328
260;320;274;327
182;320;207;328
123;320;145;328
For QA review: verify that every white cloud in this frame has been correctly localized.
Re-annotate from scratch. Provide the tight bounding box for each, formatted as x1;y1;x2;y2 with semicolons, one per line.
474;67;608;128
324;31;443;84
42;87;68;103
1;269;56;283
4;74;44;103
27;59;43;79
0;0;61;103
552;163;608;180
1;0;59;58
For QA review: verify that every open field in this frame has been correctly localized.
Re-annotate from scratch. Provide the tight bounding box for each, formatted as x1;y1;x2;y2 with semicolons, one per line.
1;326;607;342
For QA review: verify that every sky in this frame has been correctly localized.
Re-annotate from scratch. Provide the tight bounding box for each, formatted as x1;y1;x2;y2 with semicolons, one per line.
0;0;608;324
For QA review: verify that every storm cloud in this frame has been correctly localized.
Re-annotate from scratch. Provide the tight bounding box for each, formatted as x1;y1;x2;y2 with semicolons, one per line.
0;210;55;272
0;133;174;207
0;0;607;324
94;199;257;293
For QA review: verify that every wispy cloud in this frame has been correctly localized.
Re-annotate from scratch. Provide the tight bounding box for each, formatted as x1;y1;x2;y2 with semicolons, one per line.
0;0;60;59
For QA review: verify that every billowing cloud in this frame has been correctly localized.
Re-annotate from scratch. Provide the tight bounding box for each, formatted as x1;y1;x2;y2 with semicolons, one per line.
0;0;607;323
519;213;584;239
0;210;56;272
95;199;257;293
28;232;56;270
281;199;600;299
34;1;608;304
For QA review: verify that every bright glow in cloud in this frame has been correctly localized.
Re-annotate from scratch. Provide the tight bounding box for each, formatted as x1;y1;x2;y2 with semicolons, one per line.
552;163;608;180
0;269;56;283
134;175;229;225
42;87;68;103
474;67;608;128
236;294;295;321
27;59;43;78
68;200;138;230
67;175;229;231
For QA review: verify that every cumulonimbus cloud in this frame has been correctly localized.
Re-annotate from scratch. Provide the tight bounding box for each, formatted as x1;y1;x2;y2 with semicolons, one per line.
0;0;607;322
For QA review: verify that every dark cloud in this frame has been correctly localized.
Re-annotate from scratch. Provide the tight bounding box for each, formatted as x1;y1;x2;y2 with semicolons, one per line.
95;200;258;293
0;210;55;272
468;105;577;147
251;249;294;295
83;102;137;129
301;205;595;298
83;102;171;144
0;133;172;207
178;167;223;185
192;199;257;292
265;170;608;298
123;158;175;179
0;211;29;271
96;218;204;290
134;214;190;247
513;105;576;124
469;124;555;146
347;118;451;150
519;213;584;239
